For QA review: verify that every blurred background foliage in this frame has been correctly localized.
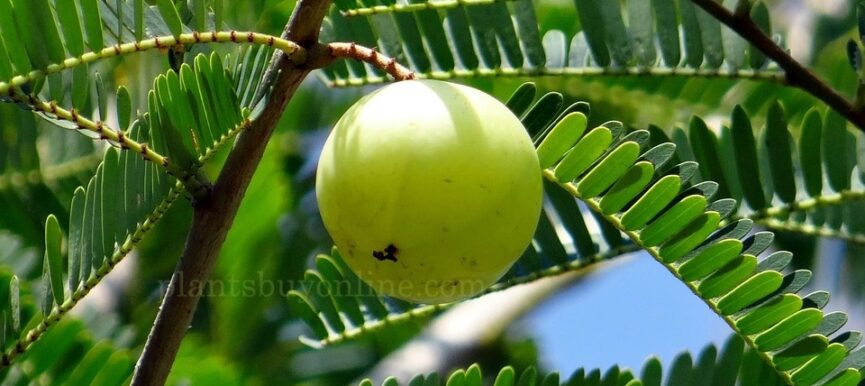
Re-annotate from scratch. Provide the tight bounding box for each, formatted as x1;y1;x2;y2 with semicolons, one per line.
1;0;865;385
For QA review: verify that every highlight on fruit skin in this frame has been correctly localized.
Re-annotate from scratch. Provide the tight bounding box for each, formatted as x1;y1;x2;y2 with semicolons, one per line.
316;79;543;304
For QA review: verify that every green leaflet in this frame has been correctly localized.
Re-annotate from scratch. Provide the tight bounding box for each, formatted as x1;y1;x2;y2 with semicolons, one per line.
155;0;183;38
595;0;632;66
67;187;85;292
823;369;862;386
698;254;757;299
667;353;694;386
652;0;680;66
315;256;365;326
505;82;537;117
678;239;743;281
0;0;31;74
823;111;852;192
56;0;86;57
11;0;64;68
553;127;613;182
9;275;19;334
95;72;108;121
80;0;104;52
735;294;803;335
620;175;682;231
628;0;656;66
720;0;747;70
287;291;329;340
658;211;721;263
688;116;731;199
576;141;642;198
716;271;784;315
43;215;64;306
116;86;132;130
488;2;524;67
574;0;610;66
536;112;588;169
524;92;564;139
444;7;479;70
599;161;655;215
511;0;545;67
790;343;847;385
72;66;90;107
81;176;96;279
464;6;502;68
303;270;347;333
0;38;12;80
134;0;144;40
393;9;433;72
639;195;708;247
100;149;120;268
692;345;718;384
773;335;828;371
192;0;206;31
763;102;796;203
731;106;766;210
755;309;824;352
409;0;455;71
157;71;199;167
694;0;724;68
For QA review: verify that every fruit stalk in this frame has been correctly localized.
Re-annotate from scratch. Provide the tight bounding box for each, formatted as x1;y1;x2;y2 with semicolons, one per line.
326;42;417;81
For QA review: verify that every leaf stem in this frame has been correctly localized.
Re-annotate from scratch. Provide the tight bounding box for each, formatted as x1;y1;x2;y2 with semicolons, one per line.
130;1;332;385
322;65;786;87
10;90;211;200
326;42;417;81
688;0;865;131
0;31;306;97
340;0;501;17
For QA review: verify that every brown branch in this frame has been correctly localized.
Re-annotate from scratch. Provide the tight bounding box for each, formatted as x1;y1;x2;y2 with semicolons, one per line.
325;42;416;81
689;0;865;131
129;1;332;385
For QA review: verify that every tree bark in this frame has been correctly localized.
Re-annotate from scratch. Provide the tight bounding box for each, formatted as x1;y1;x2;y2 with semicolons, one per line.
131;1;332;385
689;0;865;131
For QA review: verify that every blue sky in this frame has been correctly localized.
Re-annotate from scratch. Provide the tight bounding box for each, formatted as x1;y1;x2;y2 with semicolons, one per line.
522;252;733;376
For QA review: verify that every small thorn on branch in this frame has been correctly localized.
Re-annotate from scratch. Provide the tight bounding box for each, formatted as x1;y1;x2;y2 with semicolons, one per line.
325;42;416;81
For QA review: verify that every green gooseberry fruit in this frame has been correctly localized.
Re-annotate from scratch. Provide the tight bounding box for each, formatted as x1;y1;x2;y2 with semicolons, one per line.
316;79;542;304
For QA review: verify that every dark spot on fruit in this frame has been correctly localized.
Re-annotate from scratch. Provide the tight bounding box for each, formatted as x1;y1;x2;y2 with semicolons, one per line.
373;243;399;262
443;178;452;183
